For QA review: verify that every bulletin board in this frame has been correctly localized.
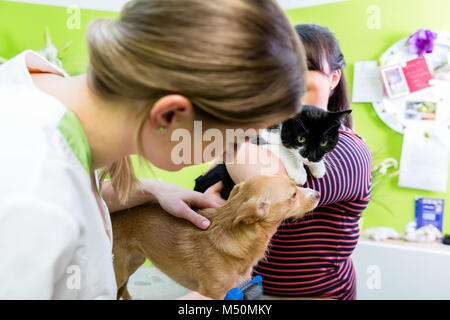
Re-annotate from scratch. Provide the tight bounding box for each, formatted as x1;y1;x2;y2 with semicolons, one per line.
372;30;450;135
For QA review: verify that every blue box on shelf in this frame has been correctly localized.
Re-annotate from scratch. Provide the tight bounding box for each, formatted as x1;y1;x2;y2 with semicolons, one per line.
415;197;445;232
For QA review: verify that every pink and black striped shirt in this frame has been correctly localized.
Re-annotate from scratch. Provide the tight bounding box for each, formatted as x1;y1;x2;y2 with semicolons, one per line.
253;125;372;300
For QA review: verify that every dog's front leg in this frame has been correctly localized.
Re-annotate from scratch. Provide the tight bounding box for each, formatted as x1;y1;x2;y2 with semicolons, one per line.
118;279;132;300
113;247;146;300
198;282;228;300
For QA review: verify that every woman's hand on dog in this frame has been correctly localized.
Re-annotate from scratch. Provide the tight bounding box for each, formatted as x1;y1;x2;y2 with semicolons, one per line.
146;180;226;229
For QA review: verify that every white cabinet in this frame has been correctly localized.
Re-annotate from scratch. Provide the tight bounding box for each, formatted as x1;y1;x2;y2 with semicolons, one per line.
353;238;450;299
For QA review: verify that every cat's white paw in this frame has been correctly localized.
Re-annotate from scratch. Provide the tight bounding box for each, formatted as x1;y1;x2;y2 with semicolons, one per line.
292;171;307;185
308;161;326;179
285;164;307;185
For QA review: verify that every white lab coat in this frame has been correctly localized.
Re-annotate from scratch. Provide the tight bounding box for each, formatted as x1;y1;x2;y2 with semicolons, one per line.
0;50;117;299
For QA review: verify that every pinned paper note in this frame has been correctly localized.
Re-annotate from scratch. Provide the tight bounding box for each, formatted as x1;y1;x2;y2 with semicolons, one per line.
398;125;449;193
352;61;385;103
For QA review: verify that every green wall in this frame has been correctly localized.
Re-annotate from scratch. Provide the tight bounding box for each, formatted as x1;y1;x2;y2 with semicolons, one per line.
1;0;449;234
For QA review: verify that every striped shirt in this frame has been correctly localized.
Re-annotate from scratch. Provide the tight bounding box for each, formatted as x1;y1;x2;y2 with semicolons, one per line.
253;125;372;300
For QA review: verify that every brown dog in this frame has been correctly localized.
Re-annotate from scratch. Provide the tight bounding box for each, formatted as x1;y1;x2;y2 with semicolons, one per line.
111;175;320;300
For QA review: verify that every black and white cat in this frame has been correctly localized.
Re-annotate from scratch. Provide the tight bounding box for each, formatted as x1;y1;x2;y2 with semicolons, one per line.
257;105;352;185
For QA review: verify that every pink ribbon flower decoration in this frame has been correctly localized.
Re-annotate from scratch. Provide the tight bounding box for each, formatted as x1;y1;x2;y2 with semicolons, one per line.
407;29;438;56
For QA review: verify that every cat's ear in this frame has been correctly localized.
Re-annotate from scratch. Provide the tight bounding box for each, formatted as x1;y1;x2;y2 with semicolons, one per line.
330;109;352;123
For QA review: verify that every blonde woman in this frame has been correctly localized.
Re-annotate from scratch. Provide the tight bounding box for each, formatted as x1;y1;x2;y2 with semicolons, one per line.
0;0;306;299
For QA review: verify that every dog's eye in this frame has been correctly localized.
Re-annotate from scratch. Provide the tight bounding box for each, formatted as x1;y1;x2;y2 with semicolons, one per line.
292;192;297;198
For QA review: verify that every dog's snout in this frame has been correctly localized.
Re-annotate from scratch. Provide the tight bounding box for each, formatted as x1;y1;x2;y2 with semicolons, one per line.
298;186;320;201
286;187;320;220
307;190;320;201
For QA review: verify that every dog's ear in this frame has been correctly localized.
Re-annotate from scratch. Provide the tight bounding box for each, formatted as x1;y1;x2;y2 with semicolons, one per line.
228;181;244;199
232;196;270;227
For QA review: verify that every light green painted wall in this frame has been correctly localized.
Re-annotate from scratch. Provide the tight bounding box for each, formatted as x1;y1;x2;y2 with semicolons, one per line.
0;1;115;75
0;0;449;234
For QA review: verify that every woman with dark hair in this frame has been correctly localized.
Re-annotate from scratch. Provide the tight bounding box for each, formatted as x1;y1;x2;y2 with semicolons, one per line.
195;24;372;300
297;24;352;128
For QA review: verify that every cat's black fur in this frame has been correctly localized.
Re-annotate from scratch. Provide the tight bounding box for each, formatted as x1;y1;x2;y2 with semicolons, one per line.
268;105;351;163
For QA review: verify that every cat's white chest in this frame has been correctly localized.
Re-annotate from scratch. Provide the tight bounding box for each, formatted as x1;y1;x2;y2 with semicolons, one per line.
258;129;326;185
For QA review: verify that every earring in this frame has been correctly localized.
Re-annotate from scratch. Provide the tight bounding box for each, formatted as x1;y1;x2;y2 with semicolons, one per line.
158;126;167;134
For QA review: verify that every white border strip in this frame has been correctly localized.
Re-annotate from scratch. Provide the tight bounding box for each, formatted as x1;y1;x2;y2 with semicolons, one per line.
2;0;349;11
279;0;349;10
2;0;127;11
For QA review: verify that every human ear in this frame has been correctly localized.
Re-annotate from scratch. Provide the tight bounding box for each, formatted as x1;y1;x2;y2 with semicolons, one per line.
329;69;342;91
148;94;194;133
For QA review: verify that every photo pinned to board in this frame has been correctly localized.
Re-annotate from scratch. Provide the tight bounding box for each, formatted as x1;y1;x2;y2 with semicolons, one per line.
380;64;410;99
404;101;438;121
432;52;450;82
